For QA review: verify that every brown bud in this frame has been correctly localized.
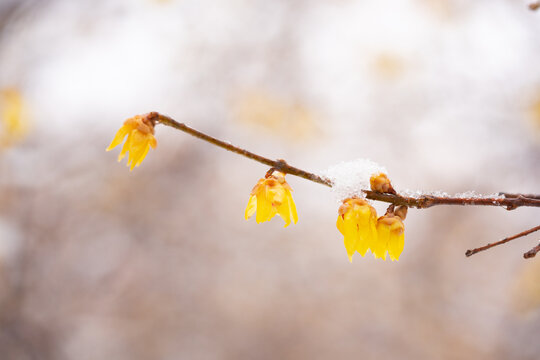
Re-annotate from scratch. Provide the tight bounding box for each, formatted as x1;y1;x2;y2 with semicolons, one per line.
395;205;408;220
265;168;276;178
370;173;396;194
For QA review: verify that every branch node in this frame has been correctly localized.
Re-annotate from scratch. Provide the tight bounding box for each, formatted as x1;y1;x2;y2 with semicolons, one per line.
274;159;288;172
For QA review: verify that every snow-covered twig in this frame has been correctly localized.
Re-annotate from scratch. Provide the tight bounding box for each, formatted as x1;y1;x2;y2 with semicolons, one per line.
499;192;540;200
156;112;539;211
363;190;540;210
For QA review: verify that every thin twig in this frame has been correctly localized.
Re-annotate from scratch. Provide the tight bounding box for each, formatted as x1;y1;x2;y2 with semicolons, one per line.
524;243;540;259
465;225;540;257
156;113;330;187
153;113;540;210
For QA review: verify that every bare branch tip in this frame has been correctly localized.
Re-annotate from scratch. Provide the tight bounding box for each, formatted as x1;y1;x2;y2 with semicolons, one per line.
523;243;540;259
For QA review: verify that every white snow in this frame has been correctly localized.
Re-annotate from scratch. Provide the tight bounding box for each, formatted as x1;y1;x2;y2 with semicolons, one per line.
319;160;506;201
453;191;505;199
399;189;504;199
319;159;387;201
398;189;449;198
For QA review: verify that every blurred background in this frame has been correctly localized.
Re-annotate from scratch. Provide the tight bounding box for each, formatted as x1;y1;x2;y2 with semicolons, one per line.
0;0;539;359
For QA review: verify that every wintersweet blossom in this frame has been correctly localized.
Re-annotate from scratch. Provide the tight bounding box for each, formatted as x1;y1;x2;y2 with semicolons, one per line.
107;115;157;171
245;171;298;227
336;197;378;262
376;215;405;261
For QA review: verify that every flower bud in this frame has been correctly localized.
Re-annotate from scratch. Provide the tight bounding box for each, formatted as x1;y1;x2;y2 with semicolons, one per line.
370;173;395;194
394;205;408;220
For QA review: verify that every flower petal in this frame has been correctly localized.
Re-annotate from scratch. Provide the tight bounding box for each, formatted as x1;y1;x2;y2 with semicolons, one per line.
372;223;388;260
343;213;359;261
126;132;151;170
255;186;276;223
245;195;257;220
287;191;298;224
149;134;157;149
107;124;131;151
277;193;291;227
336;215;345;235
388;232;404;261
133;142;151;169
118;130;134;162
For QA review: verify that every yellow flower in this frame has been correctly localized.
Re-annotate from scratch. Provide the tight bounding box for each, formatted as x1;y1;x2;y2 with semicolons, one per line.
107;114;157;171
245;171;298;227
375;215;405;261
336;198;378;262
1;89;30;148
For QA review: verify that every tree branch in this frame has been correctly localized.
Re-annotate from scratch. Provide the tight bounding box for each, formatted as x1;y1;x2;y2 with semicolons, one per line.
154;112;540;211
127;111;540;259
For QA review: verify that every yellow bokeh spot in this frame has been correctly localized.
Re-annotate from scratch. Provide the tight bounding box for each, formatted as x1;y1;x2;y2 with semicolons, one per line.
0;89;30;148
372;54;405;80
232;90;319;141
530;97;540;129
512;260;540;314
